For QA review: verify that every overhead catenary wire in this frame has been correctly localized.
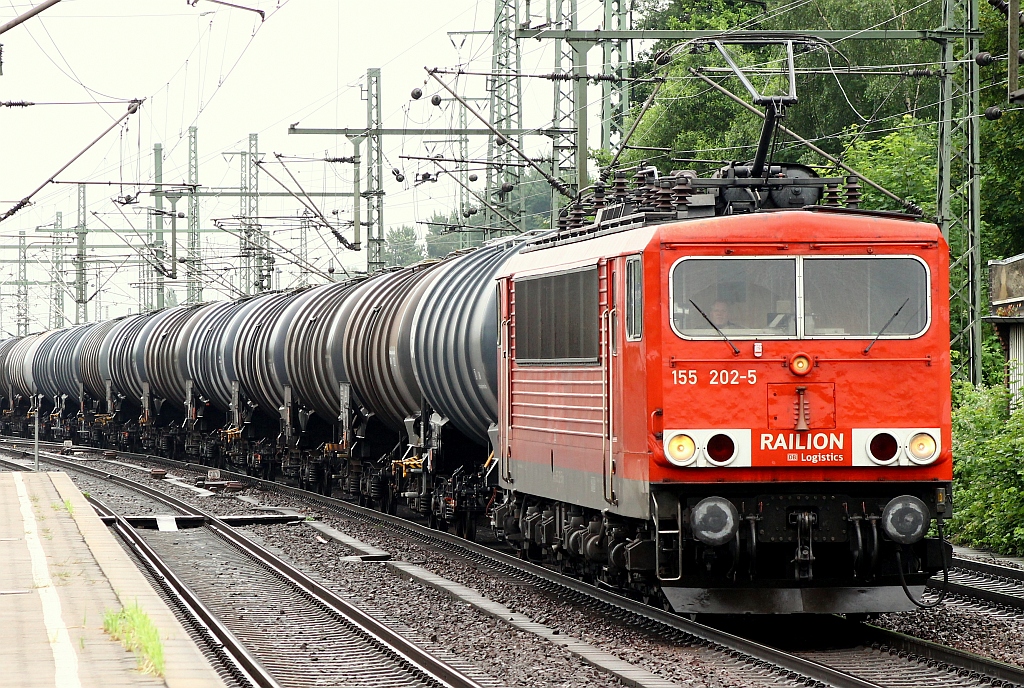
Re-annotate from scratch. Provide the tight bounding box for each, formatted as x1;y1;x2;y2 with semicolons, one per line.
212;219;338;283
256;156;355;257
0;100;143;223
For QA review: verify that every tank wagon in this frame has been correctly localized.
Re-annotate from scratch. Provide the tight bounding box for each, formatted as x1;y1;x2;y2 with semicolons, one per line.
0;163;952;614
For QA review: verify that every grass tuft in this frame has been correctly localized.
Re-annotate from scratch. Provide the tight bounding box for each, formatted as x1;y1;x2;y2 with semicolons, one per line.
63;499;74;515
103;603;164;676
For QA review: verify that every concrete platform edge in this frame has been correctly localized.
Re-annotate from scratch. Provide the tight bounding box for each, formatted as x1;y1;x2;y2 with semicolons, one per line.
49;472;228;688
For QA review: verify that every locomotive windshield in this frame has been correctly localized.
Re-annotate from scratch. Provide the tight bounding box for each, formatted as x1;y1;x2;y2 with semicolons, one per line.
803;258;928;337
671;258;797;337
671;256;930;339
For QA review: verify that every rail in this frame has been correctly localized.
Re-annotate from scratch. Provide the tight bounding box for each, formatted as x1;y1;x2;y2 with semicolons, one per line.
0;446;484;688
87;496;281;688
1;441;882;688
10;439;1024;687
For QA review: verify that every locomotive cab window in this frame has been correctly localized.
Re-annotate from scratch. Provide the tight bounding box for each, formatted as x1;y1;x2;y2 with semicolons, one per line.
514;267;599;363
803;257;929;337
671;258;797;338
670;256;930;340
625;256;643;341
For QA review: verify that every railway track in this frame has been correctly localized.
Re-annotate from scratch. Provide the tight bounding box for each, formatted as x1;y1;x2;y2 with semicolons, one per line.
933;558;1024;609
4;438;1024;688
0;448;486;688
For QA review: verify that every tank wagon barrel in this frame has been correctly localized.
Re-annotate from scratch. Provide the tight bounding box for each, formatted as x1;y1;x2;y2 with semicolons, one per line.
344;262;449;433
29;329;67;399
78;318;121;404
102;313;154;408
9;334;40;399
0;338;18;398
233;291;300;417
142;303;207;409
187;299;247;412
51;325;93;401
273;280;363;423
410;236;537;445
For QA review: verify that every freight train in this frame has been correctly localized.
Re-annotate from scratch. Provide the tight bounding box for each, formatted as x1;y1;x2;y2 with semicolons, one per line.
0;162;952;614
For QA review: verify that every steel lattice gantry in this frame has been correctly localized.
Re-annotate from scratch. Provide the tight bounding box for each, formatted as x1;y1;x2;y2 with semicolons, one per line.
487;0;524;236
17;230;27;335
366;68;385;273
939;0;983;384
74;183;87;324
187;126;203;304
551;0;578;229
49;211;64;330
239;133;263;294
600;0;630;153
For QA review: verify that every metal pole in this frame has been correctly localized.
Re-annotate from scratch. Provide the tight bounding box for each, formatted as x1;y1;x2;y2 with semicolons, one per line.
34;397;39;472
350;137;363;259
187;126;202;304
1011;0;1020;97
0;0;62;37
169;196;179;280
573;42;588;192
154;144;165;309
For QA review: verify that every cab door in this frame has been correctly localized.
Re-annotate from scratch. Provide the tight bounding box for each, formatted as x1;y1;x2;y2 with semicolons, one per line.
601;257;625;506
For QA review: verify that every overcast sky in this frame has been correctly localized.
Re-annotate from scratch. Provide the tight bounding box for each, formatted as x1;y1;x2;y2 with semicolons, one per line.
0;0;616;331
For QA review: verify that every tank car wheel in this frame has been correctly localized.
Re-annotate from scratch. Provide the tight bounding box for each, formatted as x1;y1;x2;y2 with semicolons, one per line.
454;513;477;542
427;511;449;532
318;469;333;497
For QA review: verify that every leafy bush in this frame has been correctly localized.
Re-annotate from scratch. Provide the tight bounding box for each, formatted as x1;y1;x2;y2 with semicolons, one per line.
948;381;1024;554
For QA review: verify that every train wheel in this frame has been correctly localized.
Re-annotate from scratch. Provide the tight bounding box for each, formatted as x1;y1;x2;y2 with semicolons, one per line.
453;513;477;541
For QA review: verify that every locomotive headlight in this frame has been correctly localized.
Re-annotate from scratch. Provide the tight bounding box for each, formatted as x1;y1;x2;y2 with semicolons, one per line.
881;495;931;545
689;496;739;546
665;433;696;466
789;353;812;376
907;432;938;464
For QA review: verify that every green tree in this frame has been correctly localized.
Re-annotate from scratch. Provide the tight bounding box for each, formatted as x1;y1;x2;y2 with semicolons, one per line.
382;225;425;267
837;117;937;216
621;0;941;174
424;212;468;258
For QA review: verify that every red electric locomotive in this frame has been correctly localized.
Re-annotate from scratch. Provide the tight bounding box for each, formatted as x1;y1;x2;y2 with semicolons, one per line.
492;167;951;614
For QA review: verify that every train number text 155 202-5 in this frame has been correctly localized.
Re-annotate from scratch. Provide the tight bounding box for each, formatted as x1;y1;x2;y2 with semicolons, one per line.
670;369;757;385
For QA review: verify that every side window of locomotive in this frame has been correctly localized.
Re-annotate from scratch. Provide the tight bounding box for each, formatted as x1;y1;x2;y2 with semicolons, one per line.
671;259;797;338
803;257;929;337
514;267;600;363
626;256;643;341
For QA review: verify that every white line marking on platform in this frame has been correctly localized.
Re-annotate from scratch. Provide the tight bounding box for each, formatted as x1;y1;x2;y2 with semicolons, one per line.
14;473;82;688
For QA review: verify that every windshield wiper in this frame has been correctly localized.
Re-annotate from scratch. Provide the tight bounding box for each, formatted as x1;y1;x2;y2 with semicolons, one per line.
690;300;740;355
863;297;910;355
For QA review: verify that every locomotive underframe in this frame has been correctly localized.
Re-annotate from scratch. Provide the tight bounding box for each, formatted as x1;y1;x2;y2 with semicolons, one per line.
493;480;951;614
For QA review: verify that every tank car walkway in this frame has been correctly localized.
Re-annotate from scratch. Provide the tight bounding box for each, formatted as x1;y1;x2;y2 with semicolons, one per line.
0;471;226;688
